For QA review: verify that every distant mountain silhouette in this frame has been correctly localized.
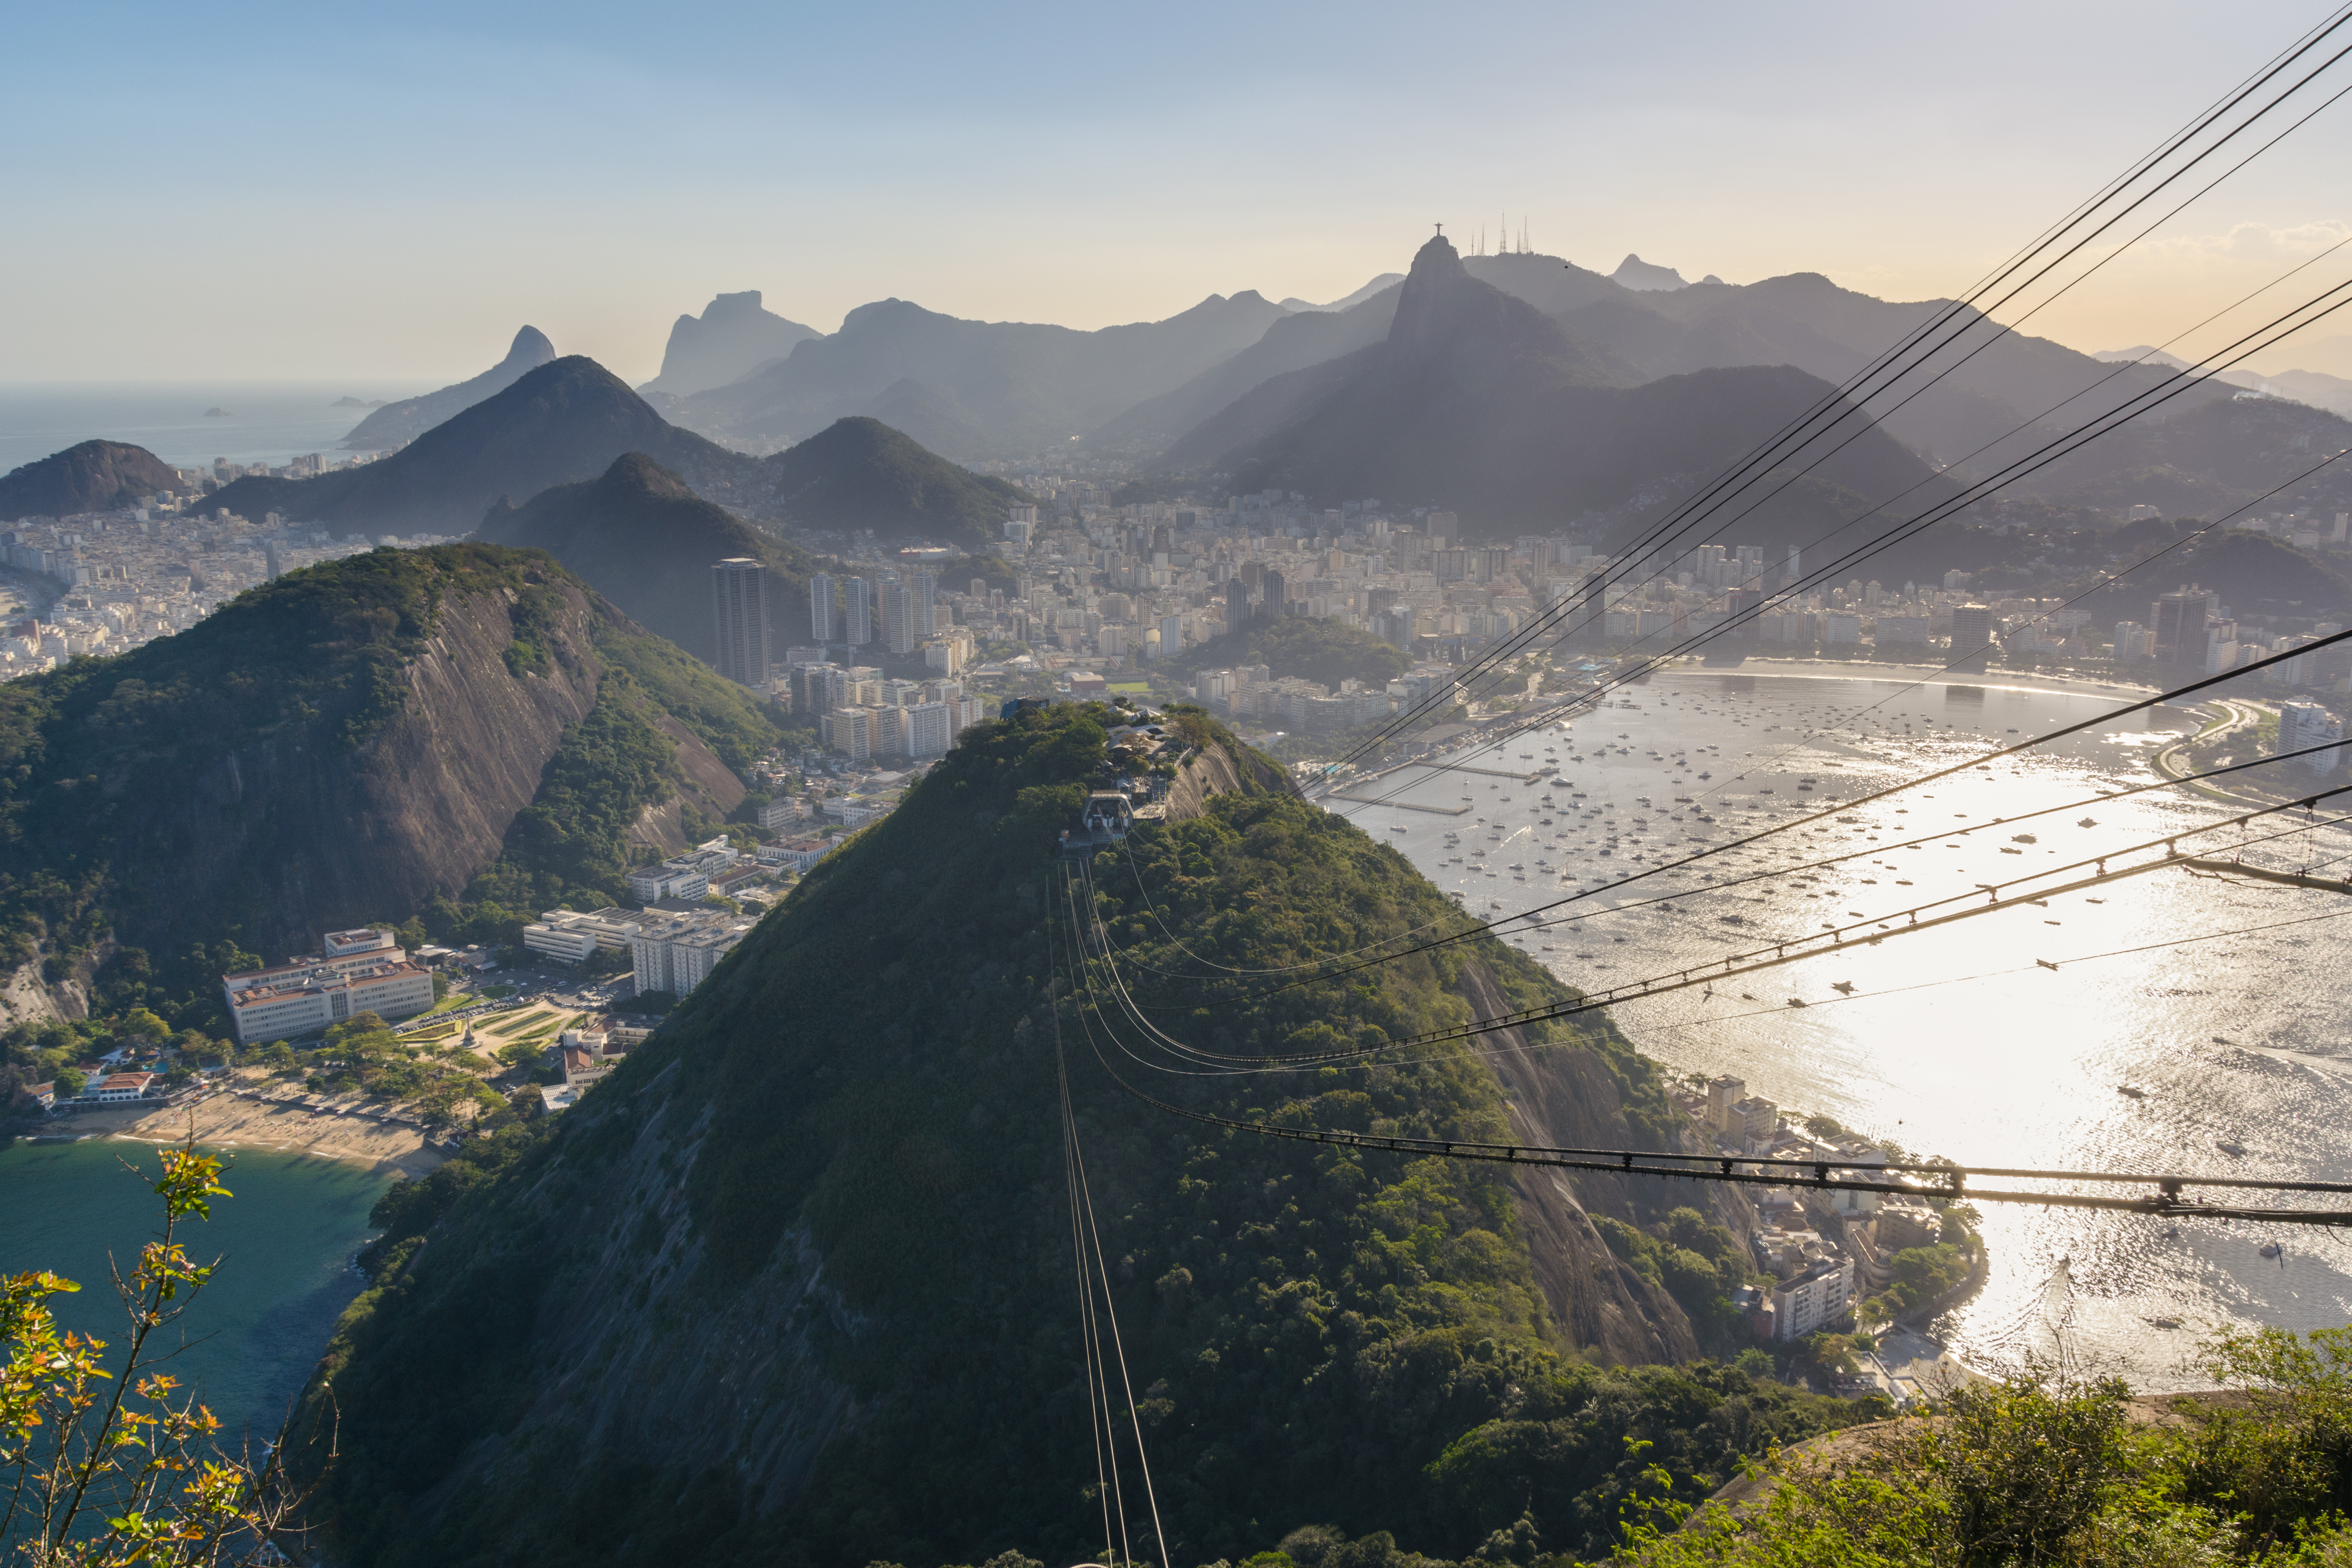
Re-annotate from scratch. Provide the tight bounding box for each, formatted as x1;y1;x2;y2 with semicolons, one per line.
479;452;819;655
2094;345;2197;371
343;326;557;449
0;439;187;521
640;290;820;397
1553;273;2215;475
1611;254;1690;291
1087;286;1402;452
1162;236;1945;544
1465;252;1633;314
1164;233;1636;476
672;292;1291;458
752;417;1032;545
210;357;755;534
1277;274;1402;312
1094;253;1636;454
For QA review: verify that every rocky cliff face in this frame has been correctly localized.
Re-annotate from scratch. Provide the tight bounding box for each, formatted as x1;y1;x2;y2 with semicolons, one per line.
116;579;607;959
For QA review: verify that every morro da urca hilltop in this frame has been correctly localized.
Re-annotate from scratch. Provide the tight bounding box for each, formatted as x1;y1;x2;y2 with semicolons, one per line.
0;543;773;1026
296;704;1852;1568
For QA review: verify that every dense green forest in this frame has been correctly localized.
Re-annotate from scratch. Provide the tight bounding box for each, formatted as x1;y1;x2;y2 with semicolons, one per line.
295;703;1866;1568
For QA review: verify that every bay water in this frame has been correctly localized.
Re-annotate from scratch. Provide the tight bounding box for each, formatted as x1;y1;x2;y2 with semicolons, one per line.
0;1138;392;1438
1339;661;2352;1387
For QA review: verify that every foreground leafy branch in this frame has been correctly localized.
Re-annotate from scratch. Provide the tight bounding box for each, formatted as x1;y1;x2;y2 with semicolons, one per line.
1;1140;329;1566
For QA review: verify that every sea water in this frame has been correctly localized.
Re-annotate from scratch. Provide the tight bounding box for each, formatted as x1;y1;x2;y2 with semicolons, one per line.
1341;662;2352;1387
0;382;434;474
0;1139;393;1437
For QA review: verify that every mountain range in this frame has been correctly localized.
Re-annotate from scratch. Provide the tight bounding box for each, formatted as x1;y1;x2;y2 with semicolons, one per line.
213;358;749;535
0;439;188;521
672;290;1292;458
343;327;558;449
1165;235;1950;543
207;359;1029;546
638;243;2296;531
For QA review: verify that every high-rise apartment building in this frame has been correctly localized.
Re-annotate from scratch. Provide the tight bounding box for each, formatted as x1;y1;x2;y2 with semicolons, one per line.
883;582;918;655
2152;586;2215;668
1259;569;1286;623
910;572;937;637
2279;699;2345;775
1948;604;1996;672
845;577;873;646
710;558;769;687
809;573;836;643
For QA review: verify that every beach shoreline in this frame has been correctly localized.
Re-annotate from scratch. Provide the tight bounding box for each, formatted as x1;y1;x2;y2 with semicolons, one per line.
28;1077;447;1180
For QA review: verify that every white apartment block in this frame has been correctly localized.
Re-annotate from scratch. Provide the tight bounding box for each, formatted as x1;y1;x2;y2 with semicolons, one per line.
1772;1258;1857;1340
523;909;635;964
222;928;437;1045
628;908;757;996
625;865;710;903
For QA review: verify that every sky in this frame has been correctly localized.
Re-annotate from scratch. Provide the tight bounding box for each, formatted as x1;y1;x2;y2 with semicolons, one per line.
5;0;2350;383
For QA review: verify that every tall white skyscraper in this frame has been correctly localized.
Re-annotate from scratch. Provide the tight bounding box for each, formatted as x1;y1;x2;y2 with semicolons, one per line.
809;573;835;643
845;577;873;646
711;558;770;687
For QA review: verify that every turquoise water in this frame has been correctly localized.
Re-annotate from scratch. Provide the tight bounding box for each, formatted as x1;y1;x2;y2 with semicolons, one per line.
0;1139;393;1438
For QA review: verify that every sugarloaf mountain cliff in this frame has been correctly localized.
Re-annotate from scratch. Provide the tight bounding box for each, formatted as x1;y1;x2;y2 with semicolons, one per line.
296;704;1860;1568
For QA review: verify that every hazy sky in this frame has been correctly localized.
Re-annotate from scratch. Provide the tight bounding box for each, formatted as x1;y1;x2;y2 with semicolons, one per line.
6;0;2349;383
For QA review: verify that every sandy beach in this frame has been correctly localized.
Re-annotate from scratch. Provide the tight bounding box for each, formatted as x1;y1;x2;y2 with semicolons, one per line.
42;1080;447;1179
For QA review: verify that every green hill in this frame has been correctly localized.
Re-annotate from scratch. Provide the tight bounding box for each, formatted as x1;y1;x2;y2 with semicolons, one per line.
0;439;189;520
0;542;775;1030
294;703;1862;1568
753;415;1035;545
479;452;826;655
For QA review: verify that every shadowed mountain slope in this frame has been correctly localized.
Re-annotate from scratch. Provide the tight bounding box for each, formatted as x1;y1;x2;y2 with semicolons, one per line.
0;440;187;521
479;453;823;656
1160;238;1952;541
206;358;760;535
343;327;559;449
750;416;1033;545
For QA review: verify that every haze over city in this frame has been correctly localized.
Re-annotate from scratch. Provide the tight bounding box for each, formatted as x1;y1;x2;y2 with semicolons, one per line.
10;5;2352;1568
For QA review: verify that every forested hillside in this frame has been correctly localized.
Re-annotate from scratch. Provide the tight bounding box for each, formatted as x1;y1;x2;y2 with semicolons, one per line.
0;543;773;1031
297;704;1855;1568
